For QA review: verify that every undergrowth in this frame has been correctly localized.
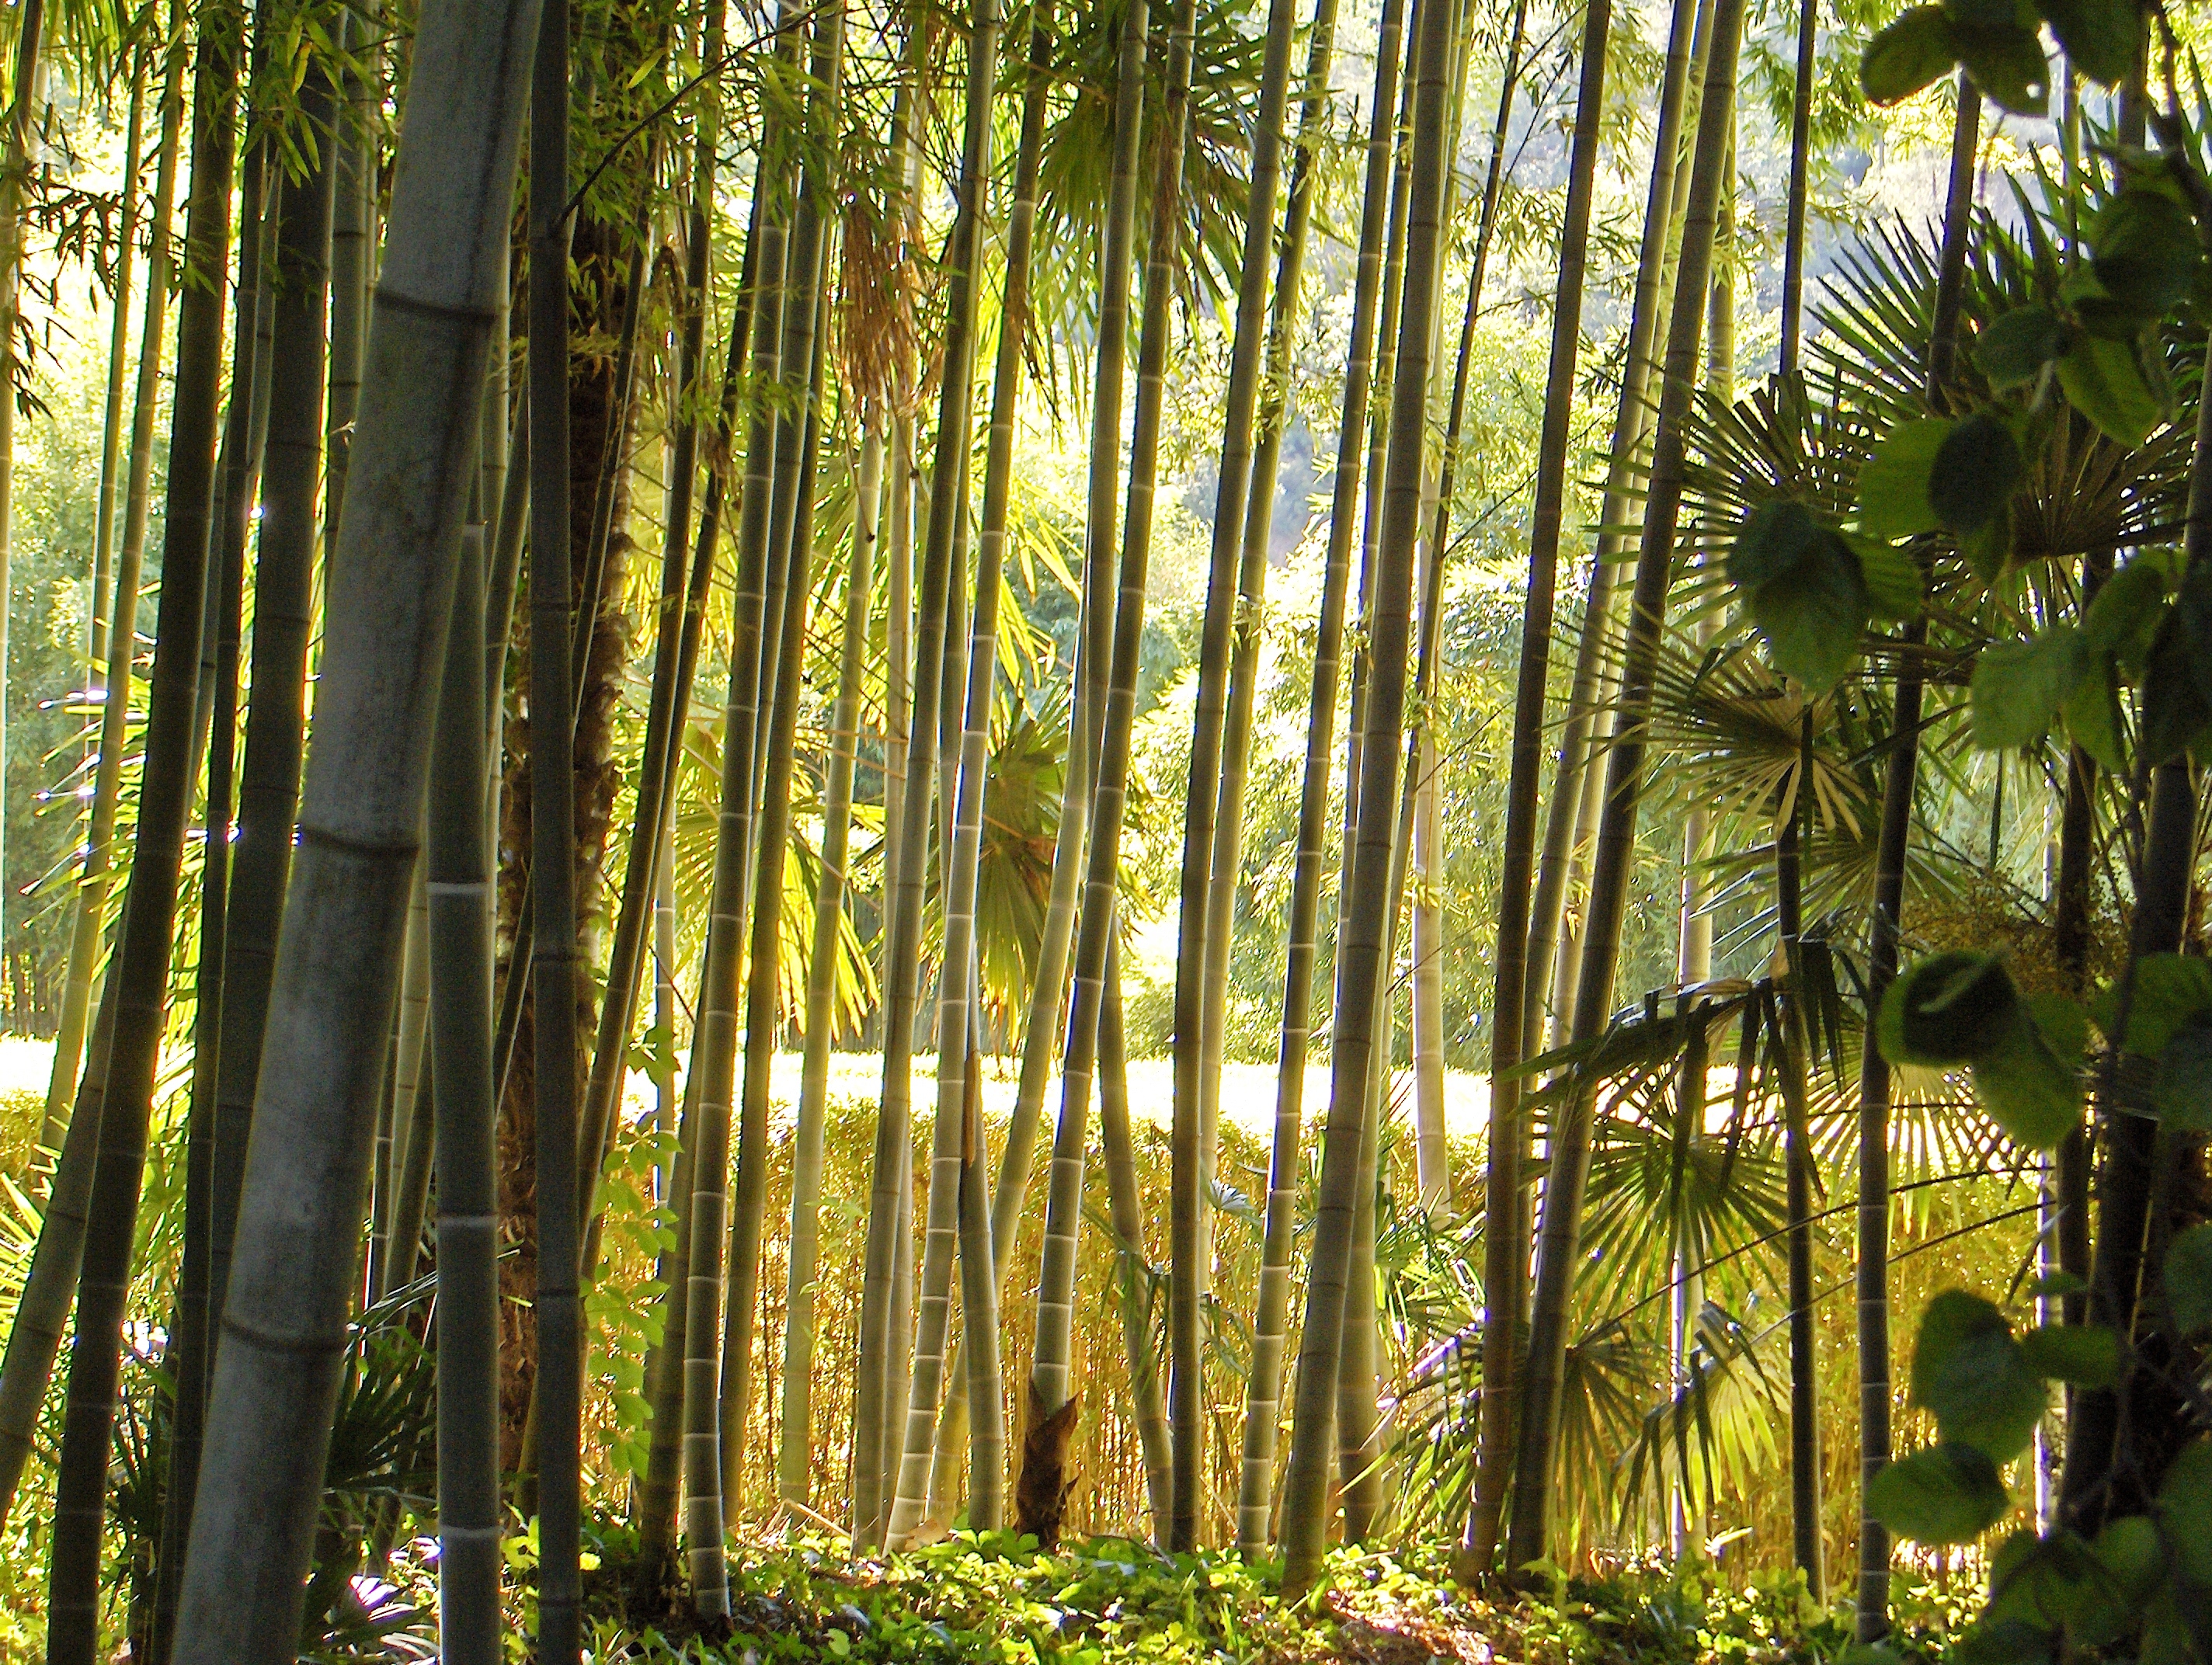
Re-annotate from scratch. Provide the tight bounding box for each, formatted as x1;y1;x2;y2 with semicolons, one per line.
555;1524;1984;1664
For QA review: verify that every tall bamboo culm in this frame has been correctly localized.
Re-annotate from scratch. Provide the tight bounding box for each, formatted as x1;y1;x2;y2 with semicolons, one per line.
169;0;538;1644
1015;0;1197;1545
1506;0;1743;1571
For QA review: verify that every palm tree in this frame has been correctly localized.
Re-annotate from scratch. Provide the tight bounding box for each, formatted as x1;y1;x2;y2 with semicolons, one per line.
166;0;540;1646
1276;0;1455;1588
1237;0;1401;1556
1015;0;1198;1544
1506;0;1743;1572
41;0;249;1643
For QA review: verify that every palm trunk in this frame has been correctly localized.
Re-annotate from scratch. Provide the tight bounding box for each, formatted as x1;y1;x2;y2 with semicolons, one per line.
1856;84;1977;1640
1276;0;1455;1590
777;421;882;1509
1505;0;1741;1572
1014;0;1197;1544
168;0;536;1646
1237;0;1401;1555
40;2;245;1646
33;18;185;1166
1521;0;1709;1059
1167;0;1303;1553
1775;756;1823;1597
527;1;583;1649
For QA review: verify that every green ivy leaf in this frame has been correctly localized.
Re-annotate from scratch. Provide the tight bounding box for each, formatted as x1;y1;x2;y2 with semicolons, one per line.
1953;23;2050;113
1972;625;2087;750
2061;659;2125;773
1856;418;1952;540
2165;1223;2212;1333
1912;1290;2048;1458
1930;413;2026;537
1730;500;1872;693
2039;0;2141;85
2156;1441;2212;1586
1866;1443;2012;1543
1970;1007;2085;1150
1984;1531;2084;1632
2016;1323;2120;1387
1880;951;2023;1067
1974;304;2072;389
2154;1014;2212;1131
2093;189;2202;319
2071;1514;2165;1644
2057;335;2165;447
2092;954;2212;1058
1854;534;1927;621
2083;558;2169;676
1862;7;1961;103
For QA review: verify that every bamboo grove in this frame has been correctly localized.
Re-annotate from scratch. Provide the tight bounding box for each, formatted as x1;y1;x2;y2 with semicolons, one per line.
4;0;2212;1656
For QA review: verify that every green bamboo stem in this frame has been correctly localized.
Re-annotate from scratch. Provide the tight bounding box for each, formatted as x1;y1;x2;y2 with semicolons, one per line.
1014;0;1196;1545
1506;0;1741;1572
1236;0;1400;1556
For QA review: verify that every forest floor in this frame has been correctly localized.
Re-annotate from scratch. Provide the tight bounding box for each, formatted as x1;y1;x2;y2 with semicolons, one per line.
551;1525;1977;1663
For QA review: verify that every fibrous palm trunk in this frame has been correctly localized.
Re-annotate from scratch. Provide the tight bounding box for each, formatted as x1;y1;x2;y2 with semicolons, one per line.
41;2;245;1649
1014;0;1197;1545
1275;0;1455;1591
1236;0;1400;1556
1505;0;1741;1571
167;0;537;1647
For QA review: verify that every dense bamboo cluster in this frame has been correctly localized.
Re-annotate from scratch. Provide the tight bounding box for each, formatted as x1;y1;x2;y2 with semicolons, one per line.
1;0;2209;1654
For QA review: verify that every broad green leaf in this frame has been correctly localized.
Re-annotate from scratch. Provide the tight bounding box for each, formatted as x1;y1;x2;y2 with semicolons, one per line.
2026;1270;2087;1300
1953;23;2050;113
1854;534;1926;621
2141;618;2212;766
1971;625;2085;749
1856;418;1951;540
2156;1441;2212;1585
2071;1515;2164;1644
2039;0;2141;85
2141;1593;2196;1665
1866;1444;2012;1543
1880;951;2023;1067
2061;659;2124;772
2082;558;2169;674
1963;502;2015;584
1912;1289;2047;1458
1939;0;2016;24
2094;190;2202;318
1862;7;1960;104
2092;954;2212;1058
2057;335;2164;447
2016;1323;2119;1387
2026;991;2090;1068
1984;1531;2083;1632
1974;304;2071;389
1971;1006;2085;1151
2165;1222;2212;1333
1730;501;1872;693
1930;413;2025;537
2154;1015;2212;1131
